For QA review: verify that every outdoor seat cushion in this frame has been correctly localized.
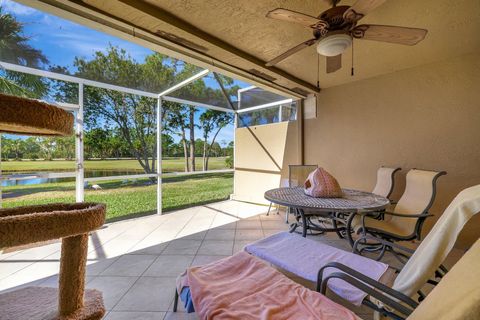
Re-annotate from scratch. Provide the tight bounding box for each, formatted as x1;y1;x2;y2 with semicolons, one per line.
244;232;389;306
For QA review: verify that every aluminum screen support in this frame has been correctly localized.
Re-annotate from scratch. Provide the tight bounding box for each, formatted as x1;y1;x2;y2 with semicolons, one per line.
75;83;85;202
156;97;162;215
156;69;209;214
0;134;2;208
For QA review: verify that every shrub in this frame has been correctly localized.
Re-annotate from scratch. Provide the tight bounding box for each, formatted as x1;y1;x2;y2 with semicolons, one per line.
225;156;233;169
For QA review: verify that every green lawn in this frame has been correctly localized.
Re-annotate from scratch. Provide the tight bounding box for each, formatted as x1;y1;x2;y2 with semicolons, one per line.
1;157;228;173
1;172;233;222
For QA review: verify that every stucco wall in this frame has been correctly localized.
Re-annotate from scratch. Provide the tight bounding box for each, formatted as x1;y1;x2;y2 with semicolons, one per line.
304;52;480;248
233;121;300;204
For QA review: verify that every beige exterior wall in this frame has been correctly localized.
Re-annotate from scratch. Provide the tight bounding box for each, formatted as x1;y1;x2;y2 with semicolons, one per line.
304;52;480;248
232;121;300;205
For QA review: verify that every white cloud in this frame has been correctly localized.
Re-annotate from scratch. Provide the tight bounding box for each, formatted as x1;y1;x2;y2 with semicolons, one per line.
1;0;36;16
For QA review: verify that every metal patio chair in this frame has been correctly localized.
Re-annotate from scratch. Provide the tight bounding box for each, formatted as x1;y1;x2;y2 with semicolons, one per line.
372;166;402;199
285;164;318;223
329;166;401;239
266;164;318;222
351;169;446;261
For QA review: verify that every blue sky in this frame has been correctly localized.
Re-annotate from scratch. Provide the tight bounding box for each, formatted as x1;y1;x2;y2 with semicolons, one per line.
1;0;242;146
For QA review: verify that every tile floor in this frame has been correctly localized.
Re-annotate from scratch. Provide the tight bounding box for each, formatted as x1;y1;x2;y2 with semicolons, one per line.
0;200;465;320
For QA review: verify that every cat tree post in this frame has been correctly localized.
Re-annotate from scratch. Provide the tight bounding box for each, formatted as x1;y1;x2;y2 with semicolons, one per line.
59;234;89;316
0;93;106;320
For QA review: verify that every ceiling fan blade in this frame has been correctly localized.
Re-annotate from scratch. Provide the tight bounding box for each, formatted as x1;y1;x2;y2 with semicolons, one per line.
266;8;328;30
326;54;342;73
266;38;318;67
343;0;386;23
322;0;341;6
352;24;428;45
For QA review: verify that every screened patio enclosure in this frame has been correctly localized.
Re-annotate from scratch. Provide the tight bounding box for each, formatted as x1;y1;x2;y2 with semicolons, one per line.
0;59;298;215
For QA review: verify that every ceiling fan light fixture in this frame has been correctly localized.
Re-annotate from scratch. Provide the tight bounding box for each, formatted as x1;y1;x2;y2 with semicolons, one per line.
316;33;352;57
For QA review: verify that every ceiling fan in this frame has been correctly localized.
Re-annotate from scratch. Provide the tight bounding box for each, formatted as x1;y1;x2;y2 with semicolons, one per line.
265;0;428;74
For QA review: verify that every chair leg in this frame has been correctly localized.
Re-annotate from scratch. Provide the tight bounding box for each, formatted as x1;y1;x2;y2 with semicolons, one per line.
267;202;272;216
417;290;427;302
173;289;179;312
285;207;289;224
389;246;410;264
374;245;387;261
301;211;308;238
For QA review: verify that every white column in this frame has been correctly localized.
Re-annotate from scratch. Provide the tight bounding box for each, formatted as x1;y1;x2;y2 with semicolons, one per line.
157;97;162;214
75;83;85;202
278;105;283;122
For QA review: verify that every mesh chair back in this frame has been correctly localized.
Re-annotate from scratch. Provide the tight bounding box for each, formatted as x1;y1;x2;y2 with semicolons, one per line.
372;167;401;198
394;184;480;297
406;238;480;320
389;169;446;236
288;165;318;188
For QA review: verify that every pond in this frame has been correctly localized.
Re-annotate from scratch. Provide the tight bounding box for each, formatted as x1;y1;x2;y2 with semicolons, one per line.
1;170;145;187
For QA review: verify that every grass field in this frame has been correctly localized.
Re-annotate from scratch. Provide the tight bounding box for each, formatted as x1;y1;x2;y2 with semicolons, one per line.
1;172;233;221
1;157;229;173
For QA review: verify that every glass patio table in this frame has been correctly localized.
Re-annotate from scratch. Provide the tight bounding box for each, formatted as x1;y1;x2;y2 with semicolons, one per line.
264;187;390;243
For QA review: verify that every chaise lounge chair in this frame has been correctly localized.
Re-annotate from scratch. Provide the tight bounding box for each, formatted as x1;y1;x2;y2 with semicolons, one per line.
173;234;480;320
244;184;480;319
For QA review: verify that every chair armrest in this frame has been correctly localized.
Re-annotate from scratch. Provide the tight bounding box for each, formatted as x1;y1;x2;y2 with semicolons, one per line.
320;271;415;318
382;212;434;219
317;262;419;310
364;235;415;254
362;235;416;255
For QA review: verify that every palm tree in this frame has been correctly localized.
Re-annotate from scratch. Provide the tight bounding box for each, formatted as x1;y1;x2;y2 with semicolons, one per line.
0;6;48;98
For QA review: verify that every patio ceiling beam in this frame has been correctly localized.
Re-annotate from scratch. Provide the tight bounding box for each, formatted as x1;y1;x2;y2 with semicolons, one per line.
114;0;319;93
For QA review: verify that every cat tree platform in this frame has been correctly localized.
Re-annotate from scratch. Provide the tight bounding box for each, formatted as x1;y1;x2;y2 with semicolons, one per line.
0;203;107;320
0;92;73;136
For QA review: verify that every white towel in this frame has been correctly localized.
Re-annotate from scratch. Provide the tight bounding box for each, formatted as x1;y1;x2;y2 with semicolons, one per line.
245;232;389;306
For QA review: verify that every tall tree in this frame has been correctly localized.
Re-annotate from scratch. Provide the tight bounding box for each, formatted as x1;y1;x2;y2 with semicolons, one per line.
37;137;55;160
60;47;164;174
55;136;75;160
0;7;48;98
61;46;207;175
199;110;233;170
164;103;190;172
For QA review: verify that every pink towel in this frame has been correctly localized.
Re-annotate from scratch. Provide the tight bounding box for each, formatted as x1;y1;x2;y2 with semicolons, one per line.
187;252;360;320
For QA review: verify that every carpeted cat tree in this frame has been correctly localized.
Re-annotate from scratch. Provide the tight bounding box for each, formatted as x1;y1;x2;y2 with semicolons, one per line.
0;93;106;320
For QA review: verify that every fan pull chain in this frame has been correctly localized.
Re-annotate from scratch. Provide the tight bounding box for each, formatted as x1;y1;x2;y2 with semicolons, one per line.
317;54;320;88
351;41;355;77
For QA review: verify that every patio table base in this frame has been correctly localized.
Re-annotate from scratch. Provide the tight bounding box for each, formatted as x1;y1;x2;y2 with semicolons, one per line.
289;208;348;238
